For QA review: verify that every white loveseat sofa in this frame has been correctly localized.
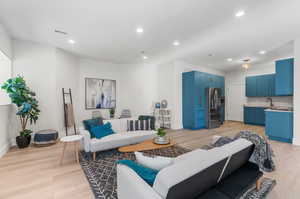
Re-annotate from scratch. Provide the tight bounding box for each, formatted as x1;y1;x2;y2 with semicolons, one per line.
80;118;157;160
117;139;263;199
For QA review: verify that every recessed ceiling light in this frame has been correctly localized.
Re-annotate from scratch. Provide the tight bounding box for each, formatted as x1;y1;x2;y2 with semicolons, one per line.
136;27;144;34
68;39;76;44
173;40;180;46
143;55;148;60
235;10;245;17
259;50;266;54
227;58;233;62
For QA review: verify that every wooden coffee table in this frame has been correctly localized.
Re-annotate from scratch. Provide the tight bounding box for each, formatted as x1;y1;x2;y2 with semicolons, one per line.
118;139;175;153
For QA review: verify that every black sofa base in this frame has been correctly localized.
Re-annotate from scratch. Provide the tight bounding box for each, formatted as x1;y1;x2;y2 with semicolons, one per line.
197;162;263;199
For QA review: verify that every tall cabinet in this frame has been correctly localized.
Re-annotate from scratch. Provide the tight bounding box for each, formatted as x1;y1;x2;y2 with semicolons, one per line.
182;71;225;130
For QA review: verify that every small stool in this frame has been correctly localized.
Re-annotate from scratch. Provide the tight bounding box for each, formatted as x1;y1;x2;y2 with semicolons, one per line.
34;129;58;146
60;135;83;165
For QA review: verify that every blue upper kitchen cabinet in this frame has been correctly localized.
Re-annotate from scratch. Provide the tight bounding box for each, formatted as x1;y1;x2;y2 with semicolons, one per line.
246;74;275;97
246;76;257;97
267;74;276;97
216;75;225;96
275;58;294;96
256;76;265;97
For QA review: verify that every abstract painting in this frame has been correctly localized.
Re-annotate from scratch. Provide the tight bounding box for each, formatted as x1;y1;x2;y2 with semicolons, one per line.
85;78;116;109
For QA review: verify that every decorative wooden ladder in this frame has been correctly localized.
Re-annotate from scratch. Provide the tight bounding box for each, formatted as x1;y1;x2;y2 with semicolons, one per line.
62;88;77;136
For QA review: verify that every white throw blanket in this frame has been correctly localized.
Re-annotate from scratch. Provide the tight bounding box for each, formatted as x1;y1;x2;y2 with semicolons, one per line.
211;131;275;172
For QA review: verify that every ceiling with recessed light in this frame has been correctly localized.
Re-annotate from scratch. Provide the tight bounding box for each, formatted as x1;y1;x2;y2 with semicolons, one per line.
0;0;298;71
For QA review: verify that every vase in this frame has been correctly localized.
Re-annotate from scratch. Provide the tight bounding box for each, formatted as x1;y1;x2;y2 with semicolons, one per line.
16;135;31;148
154;136;169;145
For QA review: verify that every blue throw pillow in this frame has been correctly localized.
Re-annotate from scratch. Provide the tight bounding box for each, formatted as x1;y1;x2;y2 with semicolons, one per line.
90;122;114;139
117;159;159;186
83;118;103;137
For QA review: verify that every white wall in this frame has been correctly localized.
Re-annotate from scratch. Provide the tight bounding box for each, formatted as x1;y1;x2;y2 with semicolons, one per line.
0;24;12;157
225;61;293;122
293;39;300;146
55;49;80;135
10;40;162;138
118;63;159;117
12;40;81;138
78;59;125;121
0;25;12;58
12;40;58;138
5;38;225;147
0;50;11;106
78;58;224;130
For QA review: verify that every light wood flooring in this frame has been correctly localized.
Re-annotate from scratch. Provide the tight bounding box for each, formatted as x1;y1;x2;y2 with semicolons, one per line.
0;121;299;199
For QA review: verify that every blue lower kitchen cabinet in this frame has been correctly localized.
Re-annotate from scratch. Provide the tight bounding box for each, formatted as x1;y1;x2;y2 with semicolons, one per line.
265;110;293;143
255;107;266;125
244;107;265;126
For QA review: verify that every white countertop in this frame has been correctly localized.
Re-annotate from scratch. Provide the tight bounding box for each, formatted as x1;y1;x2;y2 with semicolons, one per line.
265;109;293;112
244;105;269;108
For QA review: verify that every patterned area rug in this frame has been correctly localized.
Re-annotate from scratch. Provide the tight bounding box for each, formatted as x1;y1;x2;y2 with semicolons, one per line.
240;178;276;199
80;146;190;199
80;147;276;199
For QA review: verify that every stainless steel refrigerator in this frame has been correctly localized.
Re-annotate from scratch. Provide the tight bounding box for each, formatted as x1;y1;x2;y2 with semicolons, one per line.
206;88;224;129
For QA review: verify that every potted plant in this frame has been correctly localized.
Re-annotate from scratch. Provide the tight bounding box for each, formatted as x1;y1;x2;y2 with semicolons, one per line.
156;128;168;144
1;76;40;148
109;108;115;119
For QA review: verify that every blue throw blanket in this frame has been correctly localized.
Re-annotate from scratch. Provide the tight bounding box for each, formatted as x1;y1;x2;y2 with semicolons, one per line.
212;131;275;172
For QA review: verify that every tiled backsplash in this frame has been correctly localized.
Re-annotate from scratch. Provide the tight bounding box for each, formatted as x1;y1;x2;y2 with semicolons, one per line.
246;96;293;107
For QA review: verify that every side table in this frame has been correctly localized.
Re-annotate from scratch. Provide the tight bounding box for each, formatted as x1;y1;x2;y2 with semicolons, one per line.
60;135;83;165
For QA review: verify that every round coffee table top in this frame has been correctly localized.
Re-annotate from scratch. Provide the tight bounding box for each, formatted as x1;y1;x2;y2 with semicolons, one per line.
118;139;175;153
60;135;83;143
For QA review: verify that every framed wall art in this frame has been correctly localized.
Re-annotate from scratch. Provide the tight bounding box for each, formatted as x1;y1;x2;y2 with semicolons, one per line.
85;78;116;109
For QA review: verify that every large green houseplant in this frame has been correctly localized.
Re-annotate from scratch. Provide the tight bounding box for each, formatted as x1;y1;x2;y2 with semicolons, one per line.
1;76;40;148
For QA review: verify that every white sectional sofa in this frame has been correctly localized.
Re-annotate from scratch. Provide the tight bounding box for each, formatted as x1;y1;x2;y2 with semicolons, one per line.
80;118;157;160
117;139;263;199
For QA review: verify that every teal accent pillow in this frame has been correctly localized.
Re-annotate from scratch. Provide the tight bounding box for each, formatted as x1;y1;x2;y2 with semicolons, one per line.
117;159;159;186
90;122;114;139
83;118;103;138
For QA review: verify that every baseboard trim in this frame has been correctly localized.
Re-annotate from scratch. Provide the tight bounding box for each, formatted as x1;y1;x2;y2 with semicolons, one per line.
10;138;16;146
0;143;10;158
293;138;300;146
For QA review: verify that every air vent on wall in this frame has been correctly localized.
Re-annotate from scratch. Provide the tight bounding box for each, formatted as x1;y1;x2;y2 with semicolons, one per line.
54;29;68;35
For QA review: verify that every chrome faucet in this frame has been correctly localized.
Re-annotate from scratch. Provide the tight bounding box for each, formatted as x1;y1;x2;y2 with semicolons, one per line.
267;97;274;107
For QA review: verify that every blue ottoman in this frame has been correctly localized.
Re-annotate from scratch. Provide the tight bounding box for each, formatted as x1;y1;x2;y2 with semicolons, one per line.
34;129;58;146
